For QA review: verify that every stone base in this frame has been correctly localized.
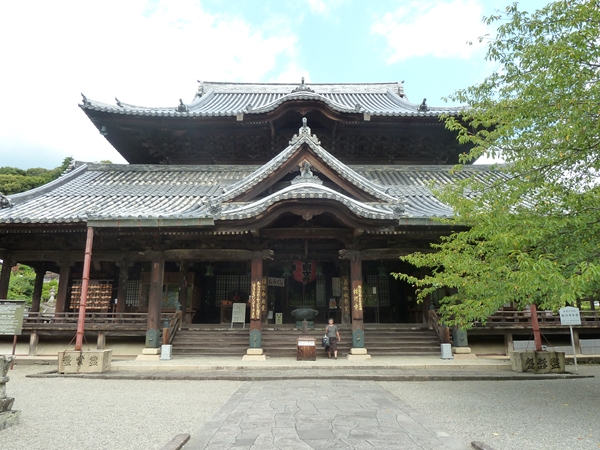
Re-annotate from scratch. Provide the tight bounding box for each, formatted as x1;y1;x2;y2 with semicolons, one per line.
246;348;264;355
347;348;371;361
510;350;566;373
242;348;267;361
453;353;478;360
0;410;20;431
0;397;14;413
136;347;161;361
58;349;112;374
142;348;161;355
135;355;161;361
452;347;472;354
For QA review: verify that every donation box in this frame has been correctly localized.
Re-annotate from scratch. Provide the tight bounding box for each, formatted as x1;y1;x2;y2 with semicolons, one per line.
297;336;316;361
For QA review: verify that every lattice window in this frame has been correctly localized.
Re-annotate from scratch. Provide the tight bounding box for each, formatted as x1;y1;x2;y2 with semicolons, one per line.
316;274;326;307
365;275;391;307
215;275;251;306
377;275;390;307
126;280;140;307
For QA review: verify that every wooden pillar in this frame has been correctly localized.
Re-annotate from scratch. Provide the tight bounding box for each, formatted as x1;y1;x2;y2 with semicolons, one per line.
350;252;364;332
115;262;130;314
177;261;189;323
530;304;543;351
250;251;263;333
0;256;14;299
75;226;95;351
55;262;72;313
146;253;164;348
504;332;514;356
573;328;581;354
30;264;46;313
97;331;106;350
29;330;39;356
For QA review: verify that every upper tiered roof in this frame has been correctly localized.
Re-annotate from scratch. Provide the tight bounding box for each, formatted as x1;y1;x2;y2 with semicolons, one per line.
81;80;464;119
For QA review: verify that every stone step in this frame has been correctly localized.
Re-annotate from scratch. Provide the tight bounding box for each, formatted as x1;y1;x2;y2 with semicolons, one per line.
171;326;441;357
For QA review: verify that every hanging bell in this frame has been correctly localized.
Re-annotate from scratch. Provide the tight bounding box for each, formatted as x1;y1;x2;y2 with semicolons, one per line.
205;264;214;277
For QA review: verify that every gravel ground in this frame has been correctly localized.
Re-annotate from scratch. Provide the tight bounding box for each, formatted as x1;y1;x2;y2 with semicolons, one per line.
0;365;242;450
381;365;600;450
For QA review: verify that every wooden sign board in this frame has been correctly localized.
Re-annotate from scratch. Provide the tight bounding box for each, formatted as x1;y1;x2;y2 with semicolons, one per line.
275;313;283;325
231;302;246;329
267;277;285;287
559;307;581;326
332;277;341;297
0;300;26;335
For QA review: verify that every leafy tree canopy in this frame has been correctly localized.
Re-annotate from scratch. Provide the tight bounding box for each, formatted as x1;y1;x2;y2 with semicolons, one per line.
0;157;74;195
394;0;600;328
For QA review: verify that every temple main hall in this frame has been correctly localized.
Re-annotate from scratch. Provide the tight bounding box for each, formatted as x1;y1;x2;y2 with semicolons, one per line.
0;80;503;357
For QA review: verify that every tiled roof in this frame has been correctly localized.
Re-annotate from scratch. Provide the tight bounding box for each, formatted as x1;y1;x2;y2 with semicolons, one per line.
80;81;465;118
0;162;504;225
0;119;502;226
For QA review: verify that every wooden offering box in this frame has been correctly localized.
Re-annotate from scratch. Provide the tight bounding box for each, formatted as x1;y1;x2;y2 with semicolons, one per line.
297;336;316;361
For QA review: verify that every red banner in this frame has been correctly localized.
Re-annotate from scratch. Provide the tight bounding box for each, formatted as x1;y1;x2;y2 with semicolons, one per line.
293;261;316;284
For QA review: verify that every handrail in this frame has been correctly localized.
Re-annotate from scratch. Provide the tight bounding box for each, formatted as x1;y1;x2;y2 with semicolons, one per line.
161;310;182;345
428;310;450;344
24;312;148;325
473;309;600;328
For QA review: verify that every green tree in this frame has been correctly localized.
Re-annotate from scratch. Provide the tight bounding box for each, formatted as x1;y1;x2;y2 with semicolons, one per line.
0;157;74;195
6;264;36;304
394;0;600;328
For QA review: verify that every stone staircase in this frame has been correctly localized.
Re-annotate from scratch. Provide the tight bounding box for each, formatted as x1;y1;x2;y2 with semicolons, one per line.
171;324;441;357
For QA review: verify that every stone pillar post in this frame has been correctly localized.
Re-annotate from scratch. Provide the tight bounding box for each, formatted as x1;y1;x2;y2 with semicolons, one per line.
177;261;189;323
55;262;72;313
115;261;130;314
145;253;164;349
30;264;46;313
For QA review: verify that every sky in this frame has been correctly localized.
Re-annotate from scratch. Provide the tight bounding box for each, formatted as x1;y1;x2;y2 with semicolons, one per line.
0;0;552;169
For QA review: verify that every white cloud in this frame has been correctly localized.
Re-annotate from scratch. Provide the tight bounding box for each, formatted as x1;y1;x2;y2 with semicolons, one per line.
305;0;345;17
371;0;489;63
0;0;308;168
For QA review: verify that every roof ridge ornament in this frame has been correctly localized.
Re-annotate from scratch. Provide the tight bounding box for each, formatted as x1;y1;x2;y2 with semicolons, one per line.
291;161;323;185
0;192;12;209
115;97;123;107
177;99;189;113
291;77;315;94
289;117;321;145
80;93;90;106
418;98;429;112
392;198;408;218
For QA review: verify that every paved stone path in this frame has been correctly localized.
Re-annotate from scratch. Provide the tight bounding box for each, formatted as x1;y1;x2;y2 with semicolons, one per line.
184;380;469;449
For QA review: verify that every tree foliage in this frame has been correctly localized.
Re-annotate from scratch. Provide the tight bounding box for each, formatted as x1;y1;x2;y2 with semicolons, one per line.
3;264;35;303
0;157;74;195
394;0;600;328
